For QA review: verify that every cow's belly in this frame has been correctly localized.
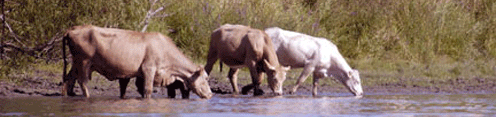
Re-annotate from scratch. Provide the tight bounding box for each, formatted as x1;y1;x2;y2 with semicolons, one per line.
220;57;247;68
227;64;246;69
90;38;147;77
92;65;139;81
91;56;142;79
278;56;305;68
276;48;311;68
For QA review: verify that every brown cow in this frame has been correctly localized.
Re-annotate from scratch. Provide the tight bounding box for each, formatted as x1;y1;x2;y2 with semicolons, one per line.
61;25;212;99
205;24;290;96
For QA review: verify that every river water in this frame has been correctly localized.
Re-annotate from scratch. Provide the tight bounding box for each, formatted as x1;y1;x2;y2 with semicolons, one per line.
1;93;495;116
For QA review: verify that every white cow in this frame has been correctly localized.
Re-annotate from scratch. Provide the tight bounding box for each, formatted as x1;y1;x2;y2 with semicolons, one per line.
265;27;363;97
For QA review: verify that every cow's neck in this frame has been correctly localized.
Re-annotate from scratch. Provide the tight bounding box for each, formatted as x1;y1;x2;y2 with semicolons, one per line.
328;58;353;84
270;35;284;51
331;56;353;74
263;46;283;70
170;55;199;79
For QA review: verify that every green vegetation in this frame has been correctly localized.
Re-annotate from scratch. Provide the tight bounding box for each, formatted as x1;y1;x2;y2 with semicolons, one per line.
1;0;495;88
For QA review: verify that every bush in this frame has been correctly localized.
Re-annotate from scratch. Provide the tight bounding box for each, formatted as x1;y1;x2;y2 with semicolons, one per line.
1;0;495;82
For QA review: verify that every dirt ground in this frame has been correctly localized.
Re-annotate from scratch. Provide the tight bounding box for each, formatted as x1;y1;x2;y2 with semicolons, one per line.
1;70;496;98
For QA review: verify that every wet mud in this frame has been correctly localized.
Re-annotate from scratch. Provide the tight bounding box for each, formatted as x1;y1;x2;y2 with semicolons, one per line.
1;71;496;98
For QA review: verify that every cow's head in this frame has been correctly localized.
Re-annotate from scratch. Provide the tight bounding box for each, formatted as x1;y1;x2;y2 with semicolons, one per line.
342;69;363;97
264;60;291;95
186;67;213;99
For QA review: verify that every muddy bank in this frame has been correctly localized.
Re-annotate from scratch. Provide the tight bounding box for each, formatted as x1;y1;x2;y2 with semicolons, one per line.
1;71;496;98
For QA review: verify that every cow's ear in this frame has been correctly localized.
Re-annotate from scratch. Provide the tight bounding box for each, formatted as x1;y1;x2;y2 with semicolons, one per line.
264;60;276;71
348;69;359;76
199;67;208;79
194;67;208;80
190;68;202;80
348;70;359;78
177;78;185;83
196;67;204;73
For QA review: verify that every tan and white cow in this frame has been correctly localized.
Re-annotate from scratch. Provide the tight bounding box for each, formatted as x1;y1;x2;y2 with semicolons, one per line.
205;24;290;96
265;27;363;97
62;25;212;99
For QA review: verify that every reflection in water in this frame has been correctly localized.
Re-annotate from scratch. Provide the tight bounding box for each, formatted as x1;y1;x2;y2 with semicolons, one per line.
1;94;496;116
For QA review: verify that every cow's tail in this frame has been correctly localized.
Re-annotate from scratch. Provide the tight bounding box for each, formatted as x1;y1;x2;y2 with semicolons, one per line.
61;32;70;96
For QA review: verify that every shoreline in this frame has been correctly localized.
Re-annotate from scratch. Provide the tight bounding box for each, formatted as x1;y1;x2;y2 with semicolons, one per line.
1;75;495;98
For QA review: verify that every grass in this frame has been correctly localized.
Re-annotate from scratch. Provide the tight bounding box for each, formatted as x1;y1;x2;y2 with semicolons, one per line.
1;0;496;90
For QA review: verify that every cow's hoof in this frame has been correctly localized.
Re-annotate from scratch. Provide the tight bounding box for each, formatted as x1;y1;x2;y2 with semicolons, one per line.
67;92;76;96
167;90;176;98
241;87;251;95
181;92;190;99
253;89;264;96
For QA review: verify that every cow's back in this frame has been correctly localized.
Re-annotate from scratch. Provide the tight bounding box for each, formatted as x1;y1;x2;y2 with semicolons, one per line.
66;25;165;78
211;24;268;66
265;27;337;68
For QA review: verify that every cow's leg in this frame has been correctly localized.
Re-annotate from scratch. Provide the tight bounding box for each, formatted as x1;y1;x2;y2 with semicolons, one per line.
290;66;315;94
119;78;131;98
135;76;145;97
77;80;89;98
204;48;218;75
142;67;157;98
252;72;265;96
76;78;90;98
166;86;176;98
64;68;77;96
171;80;190;99
312;72;323;96
179;84;190;99
241;84;265;95
166;80;183;98
241;84;254;95
249;64;265;96
227;68;240;94
77;60;92;98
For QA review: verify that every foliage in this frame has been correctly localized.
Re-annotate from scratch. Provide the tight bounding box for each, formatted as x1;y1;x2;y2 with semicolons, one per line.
1;0;496;86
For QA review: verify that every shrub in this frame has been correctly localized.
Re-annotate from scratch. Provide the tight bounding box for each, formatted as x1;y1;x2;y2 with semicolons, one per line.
1;0;495;82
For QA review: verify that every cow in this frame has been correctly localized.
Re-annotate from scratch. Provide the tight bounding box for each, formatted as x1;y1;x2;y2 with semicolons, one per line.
264;27;363;97
205;24;290;96
61;25;213;99
166;80;190;99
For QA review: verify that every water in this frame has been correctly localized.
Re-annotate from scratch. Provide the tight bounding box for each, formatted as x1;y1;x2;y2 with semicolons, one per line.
1;93;496;116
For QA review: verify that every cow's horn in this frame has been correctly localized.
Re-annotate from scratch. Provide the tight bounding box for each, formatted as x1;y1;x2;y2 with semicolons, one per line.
283;66;291;71
264;60;276;70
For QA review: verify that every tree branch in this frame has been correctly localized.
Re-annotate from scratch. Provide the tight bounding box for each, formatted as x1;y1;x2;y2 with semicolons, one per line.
141;0;168;32
0;14;25;46
1;32;63;59
0;0;62;61
1;0;5;59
